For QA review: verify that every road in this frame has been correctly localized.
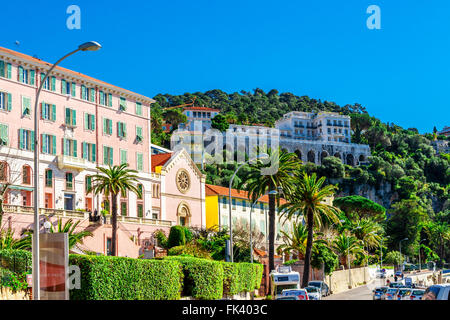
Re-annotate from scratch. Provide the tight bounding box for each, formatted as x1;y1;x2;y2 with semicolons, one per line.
323;279;385;300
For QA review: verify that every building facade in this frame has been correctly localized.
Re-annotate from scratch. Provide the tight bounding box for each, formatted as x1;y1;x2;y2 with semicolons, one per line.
179;106;220;132
437;126;450;137
275;111;371;166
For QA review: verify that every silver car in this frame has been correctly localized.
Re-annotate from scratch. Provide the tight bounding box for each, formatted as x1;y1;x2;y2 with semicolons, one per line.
305;286;321;300
372;286;389;300
385;288;399;300
408;289;425;300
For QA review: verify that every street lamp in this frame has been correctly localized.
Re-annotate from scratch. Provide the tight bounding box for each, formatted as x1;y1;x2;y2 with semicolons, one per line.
418;239;426;272
32;41;101;300
399;238;408;272
249;190;277;264
228;153;268;262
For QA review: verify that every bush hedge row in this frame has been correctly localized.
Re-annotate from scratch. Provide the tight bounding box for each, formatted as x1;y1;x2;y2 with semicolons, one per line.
0;249;32;274
222;262;263;296
69;254;183;300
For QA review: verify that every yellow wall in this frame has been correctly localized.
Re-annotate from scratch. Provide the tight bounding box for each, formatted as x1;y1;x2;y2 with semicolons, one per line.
205;195;219;229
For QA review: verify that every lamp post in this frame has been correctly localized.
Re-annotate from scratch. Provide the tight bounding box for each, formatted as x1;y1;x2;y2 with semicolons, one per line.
228;154;268;262
418;239;426;272
32;41;101;300
249;190;277;264
399;238;408;273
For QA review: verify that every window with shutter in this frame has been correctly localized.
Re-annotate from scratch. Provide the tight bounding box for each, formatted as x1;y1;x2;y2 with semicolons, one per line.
120;149;127;165
51;76;56;91
119;97;127;111
136;102;142;116
22;96;31;116
71;83;76;97
0;123;8;146
137;153;143;171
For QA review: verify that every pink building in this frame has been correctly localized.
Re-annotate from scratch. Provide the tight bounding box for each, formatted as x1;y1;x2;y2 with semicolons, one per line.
0;46;205;257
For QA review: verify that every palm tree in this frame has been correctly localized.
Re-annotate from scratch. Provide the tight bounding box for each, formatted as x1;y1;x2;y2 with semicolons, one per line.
0;227;22;250
89;163;142;256
280;173;341;288
277;222;308;260
331;233;364;268
14;218;93;250
241;148;300;272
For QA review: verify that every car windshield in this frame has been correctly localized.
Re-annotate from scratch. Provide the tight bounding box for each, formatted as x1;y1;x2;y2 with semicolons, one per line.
276;284;297;295
387;289;397;294
412;290;424;295
398;289;410;295
375;288;384;293
424;286;441;298
308;282;321;288
305;287;318;292
283;290;306;296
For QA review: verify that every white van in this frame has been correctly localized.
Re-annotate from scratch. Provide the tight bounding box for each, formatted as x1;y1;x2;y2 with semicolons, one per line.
270;265;301;299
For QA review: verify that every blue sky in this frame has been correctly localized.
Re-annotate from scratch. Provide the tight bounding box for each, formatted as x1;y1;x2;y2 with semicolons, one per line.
1;0;449;133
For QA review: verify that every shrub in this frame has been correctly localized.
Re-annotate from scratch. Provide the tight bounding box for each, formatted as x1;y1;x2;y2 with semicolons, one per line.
0;249;32;274
168;243;212;259
69;254;183;300
221;262;263;296
167;226;186;248
0;268;28;292
165;256;224;300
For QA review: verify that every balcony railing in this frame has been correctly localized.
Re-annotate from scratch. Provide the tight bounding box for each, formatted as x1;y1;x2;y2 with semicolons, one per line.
105;215;173;227
57;155;87;171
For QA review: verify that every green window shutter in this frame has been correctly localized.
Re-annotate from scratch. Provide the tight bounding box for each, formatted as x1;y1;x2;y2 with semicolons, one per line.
137;126;142;138
120;150;127;165
92;144;96;162
65;108;71;125
63;138;68;156
73;140;77;158
41;134;46;153
52;135;56;155
84;113;88;130
18;66;24;82
7;93;12;111
6;63;11;79
108;119;112;135
137;153;143;171
136;102;142;115
0;60;4;77
40;73;45;84
72;109;76;126
30;131;35;151
108;93;112;107
103;146;108;165
51;76;56;91
123;123;127;137
0;124;8;145
82;142;87;159
71;83;76;97
109;148;113;166
99;91;104;105
61;79;66;94
103;118;106;134
52;104;56;121
19;129;24;149
90;88;95;102
30;70;35;86
91;114;95;130
81;85;86;99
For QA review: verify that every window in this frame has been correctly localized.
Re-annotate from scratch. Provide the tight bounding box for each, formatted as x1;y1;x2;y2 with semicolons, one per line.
103;146;113;166
19;129;35;151
119;97;127;111
136;102;142;116
232;198;236;210
85;176;92;193
63;138;77;157
137;204;144;218
99;91;112;106
18;66;35;85
0;61;12;79
136;126;143;143
120;202;127;216
22;166;31;185
152;184;160;198
66;172;73;190
222;197;227;208
152;212;158;220
136;153;143;171
0;123;8;146
0;91;12;112
120;149;127;165
103;118;113;135
40;102;56;121
45;169;53;187
84;113;95;131
81;86;95;102
242;200;247;211
40;73;50;90
61;79;72;95
103;200;110;213
106;238;112;256
22;96;31;116
82;142;96;162
137;184;143;199
41;134;56;155
65;108;77;127
117;122;127;138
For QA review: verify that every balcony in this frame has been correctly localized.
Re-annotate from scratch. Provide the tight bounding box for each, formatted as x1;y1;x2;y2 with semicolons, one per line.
104;215;173;227
57;155;87;171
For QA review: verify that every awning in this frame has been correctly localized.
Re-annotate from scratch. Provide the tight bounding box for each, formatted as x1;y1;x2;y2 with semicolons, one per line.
6;185;34;191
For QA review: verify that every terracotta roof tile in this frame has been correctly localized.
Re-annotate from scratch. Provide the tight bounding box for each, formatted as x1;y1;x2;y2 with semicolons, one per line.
151;153;172;172
205;184;286;204
183;106;220;112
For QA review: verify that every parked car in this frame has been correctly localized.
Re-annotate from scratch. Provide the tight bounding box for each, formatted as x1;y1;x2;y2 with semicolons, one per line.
422;284;450;300
304;286;321;300
389;281;405;288
395;271;403;278
276;296;300;300
307;281;330;297
385;288;399;300
372;286;389;300
396;288;412;300
376;270;386;279
281;289;309;300
409;289;425;300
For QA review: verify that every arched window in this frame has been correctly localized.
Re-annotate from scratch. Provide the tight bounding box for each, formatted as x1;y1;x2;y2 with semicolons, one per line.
346;154;355;166
177;202;191;226
22;165;32;185
307;150;315;163
321;151;329;163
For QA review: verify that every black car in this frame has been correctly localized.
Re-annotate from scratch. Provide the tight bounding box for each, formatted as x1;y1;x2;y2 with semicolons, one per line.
307;281;330;297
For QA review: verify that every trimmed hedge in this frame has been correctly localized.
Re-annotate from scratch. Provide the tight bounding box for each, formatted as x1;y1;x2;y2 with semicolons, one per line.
165;256;224;300
222;262;263;296
69;254;183;300
0;249;32;274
